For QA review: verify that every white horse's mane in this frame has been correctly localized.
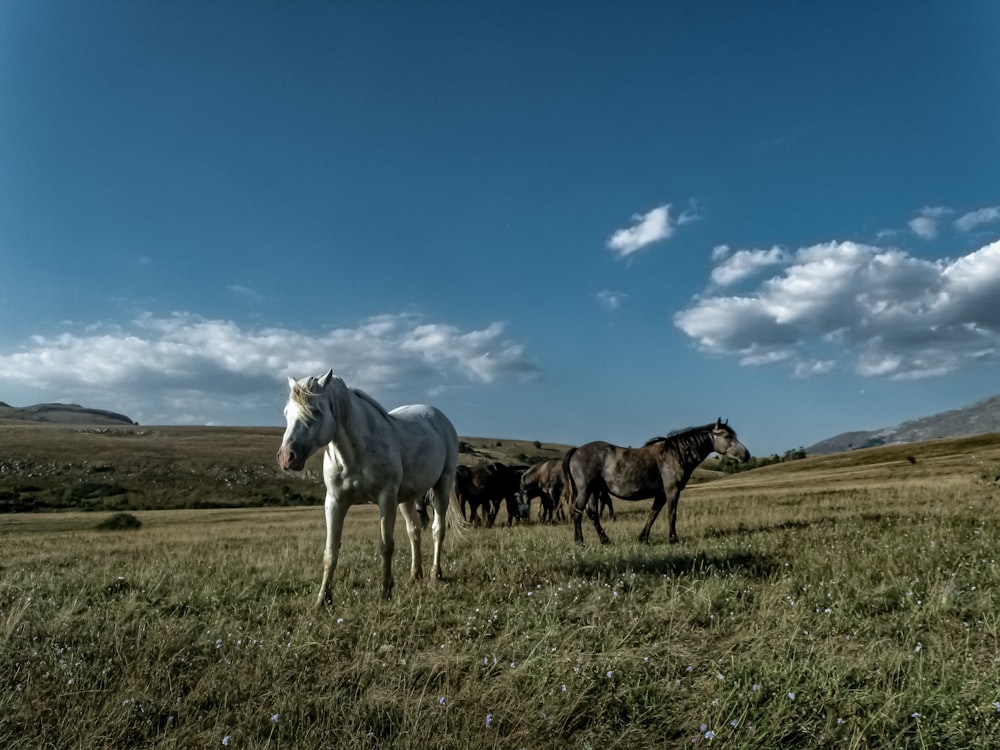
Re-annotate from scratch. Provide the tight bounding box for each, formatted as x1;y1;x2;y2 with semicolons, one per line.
289;379;320;422
349;387;394;424
290;375;392;426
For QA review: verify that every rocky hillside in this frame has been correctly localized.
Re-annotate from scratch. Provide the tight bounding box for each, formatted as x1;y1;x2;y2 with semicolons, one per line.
0;402;137;426
807;394;1000;454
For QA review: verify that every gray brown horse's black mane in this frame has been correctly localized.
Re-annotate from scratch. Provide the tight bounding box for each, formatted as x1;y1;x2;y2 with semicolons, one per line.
644;422;735;449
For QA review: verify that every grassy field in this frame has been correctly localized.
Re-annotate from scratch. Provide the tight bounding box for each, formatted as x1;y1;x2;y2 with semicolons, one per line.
3;430;1000;747
0;422;570;513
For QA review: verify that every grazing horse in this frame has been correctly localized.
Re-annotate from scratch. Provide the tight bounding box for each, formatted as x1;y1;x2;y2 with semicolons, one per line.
277;370;459;604
563;419;749;545
520;458;568;523
454;462;525;526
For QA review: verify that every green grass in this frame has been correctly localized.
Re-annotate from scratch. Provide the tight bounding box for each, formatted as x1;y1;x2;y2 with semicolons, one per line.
4;452;1000;748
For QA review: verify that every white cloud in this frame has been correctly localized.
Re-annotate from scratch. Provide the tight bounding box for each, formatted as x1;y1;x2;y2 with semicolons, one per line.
607;203;696;258
227;284;265;302
908;205;953;240
954;206;1000;233
710;246;787;287
0;313;541;424
675;238;1000;381
594;290;627;311
711;244;732;262
908;216;938;240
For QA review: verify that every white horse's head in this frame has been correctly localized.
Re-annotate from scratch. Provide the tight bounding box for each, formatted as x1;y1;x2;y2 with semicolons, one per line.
277;369;339;471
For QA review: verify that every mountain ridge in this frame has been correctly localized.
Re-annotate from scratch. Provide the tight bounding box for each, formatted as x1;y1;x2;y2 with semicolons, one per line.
0;402;137;426
807;394;1000;454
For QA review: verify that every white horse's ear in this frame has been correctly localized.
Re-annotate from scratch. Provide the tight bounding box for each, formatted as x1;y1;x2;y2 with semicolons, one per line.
287;375;297;389
318;369;334;388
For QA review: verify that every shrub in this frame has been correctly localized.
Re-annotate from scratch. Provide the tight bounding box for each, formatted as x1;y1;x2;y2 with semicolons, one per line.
95;512;142;531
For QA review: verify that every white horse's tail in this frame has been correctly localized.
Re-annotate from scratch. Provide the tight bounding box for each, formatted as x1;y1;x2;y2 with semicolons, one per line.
443;486;468;542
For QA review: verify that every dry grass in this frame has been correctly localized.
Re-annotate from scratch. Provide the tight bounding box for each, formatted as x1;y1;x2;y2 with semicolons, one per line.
4;430;1000;747
0;424;573;514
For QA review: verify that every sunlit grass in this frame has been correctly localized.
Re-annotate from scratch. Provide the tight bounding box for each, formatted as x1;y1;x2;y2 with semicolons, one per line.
4;463;1000;748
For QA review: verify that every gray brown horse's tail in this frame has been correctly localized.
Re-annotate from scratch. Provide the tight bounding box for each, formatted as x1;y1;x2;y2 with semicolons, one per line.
561;446;578;499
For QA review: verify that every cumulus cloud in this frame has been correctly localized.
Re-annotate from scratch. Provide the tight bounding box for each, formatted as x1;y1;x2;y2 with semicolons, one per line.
607;203;697;258
710;245;787;287
0;313;541;424
674;238;1000;381
954;206;1000;233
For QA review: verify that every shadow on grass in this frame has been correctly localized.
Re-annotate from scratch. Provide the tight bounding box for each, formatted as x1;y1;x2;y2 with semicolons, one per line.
702;511;906;540
566;548;780;580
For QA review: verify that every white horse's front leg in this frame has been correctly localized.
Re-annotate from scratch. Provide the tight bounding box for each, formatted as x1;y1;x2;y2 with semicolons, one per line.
317;494;347;607
378;493;398;600
401;500;424;582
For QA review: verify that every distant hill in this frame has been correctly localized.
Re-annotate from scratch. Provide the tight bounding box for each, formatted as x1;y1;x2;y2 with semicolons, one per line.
807;394;1000;454
0;402;137;426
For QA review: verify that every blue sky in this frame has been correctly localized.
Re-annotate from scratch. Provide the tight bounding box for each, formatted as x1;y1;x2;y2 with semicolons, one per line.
2;1;999;456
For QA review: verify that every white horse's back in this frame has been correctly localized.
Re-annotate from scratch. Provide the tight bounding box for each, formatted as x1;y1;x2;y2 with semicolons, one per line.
389;404;459;495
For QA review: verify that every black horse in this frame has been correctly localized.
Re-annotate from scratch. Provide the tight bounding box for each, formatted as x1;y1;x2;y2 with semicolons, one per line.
563;419;749;545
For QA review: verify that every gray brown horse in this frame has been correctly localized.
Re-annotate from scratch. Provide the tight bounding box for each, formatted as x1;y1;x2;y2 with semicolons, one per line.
563;419;749;545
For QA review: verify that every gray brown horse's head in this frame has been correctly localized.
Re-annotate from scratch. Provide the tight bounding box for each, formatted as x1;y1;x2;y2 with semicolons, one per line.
710;418;750;462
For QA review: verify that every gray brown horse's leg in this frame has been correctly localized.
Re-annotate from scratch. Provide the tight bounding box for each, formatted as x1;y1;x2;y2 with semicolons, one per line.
601;490;615;520
317;495;348;607
666;490;680;544
587;491;612;544
572;493;587;544
638;493;668;544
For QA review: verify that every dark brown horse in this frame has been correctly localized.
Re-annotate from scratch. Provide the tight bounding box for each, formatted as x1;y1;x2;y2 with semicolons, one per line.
454;462;525;526
563;419;749;545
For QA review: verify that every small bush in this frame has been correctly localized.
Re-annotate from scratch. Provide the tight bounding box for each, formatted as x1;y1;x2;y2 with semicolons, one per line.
95;512;142;531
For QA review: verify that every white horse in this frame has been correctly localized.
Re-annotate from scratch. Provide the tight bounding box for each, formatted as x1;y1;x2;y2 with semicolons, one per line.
277;369;460;604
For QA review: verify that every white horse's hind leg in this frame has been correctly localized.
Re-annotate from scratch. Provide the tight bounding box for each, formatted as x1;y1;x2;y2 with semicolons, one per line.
378;494;398;600
401;500;423;581
317;495;348;607
428;481;451;581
